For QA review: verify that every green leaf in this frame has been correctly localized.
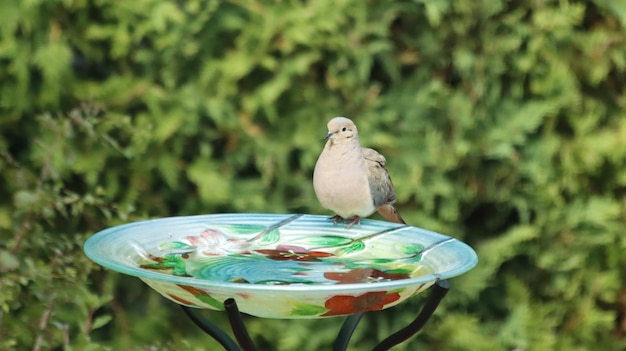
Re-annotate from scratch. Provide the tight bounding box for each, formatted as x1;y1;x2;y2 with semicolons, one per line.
195;294;225;310
187;159;231;205
292;235;354;247
259;228;280;244
90;315;113;331
158;241;196;251
215;224;267;236
140;254;188;276
0;250;19;272
399;243;425;256
13;190;37;210
290;302;328;317
337;241;366;256
32;42;72;82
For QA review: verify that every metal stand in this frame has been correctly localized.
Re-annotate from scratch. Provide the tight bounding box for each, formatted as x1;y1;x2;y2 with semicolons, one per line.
181;280;450;351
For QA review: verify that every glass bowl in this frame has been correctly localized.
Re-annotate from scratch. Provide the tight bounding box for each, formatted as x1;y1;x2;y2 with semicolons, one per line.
84;214;477;319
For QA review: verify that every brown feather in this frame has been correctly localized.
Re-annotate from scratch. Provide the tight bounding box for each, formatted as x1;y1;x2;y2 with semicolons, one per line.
377;203;406;224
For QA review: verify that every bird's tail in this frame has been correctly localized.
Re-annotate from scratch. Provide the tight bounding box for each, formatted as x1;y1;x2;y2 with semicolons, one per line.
377;204;406;224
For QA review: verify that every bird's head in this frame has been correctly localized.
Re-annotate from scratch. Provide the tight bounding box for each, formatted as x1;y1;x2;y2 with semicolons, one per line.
324;117;358;144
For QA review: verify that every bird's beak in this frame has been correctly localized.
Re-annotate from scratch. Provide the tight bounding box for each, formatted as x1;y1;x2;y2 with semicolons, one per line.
323;132;333;140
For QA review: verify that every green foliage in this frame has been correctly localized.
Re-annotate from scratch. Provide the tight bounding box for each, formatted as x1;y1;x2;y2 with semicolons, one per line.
1;0;626;350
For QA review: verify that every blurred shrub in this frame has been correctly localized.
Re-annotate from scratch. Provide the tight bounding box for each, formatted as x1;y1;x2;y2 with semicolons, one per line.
1;0;625;350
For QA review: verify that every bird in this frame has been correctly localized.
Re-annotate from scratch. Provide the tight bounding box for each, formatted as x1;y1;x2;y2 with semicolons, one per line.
313;117;405;228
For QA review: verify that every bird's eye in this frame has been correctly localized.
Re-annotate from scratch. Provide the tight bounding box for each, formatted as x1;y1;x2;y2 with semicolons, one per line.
341;126;347;132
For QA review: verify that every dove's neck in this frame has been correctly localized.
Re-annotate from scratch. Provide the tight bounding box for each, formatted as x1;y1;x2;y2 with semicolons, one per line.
325;138;363;162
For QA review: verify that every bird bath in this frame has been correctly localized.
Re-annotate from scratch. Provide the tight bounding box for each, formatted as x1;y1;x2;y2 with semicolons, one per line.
84;214;477;349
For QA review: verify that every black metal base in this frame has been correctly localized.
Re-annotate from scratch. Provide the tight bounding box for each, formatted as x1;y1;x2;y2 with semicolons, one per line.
181;279;450;351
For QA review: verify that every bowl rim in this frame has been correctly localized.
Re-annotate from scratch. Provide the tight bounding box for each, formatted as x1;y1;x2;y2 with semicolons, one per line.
84;213;478;293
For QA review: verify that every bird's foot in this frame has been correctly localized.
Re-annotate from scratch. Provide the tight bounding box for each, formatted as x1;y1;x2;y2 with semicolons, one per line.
327;214;344;225
326;215;361;228
345;216;361;229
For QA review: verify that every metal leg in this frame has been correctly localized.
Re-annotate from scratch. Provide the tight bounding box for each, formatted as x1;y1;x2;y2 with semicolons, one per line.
182;280;450;351
372;280;450;351
181;306;241;351
333;313;364;351
224;299;261;351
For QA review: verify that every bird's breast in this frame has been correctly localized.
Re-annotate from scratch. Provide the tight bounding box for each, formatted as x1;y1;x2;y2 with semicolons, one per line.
313;148;375;218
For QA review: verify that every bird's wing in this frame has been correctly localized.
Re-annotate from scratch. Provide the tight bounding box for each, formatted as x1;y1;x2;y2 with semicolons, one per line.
362;147;396;207
363;147;406;224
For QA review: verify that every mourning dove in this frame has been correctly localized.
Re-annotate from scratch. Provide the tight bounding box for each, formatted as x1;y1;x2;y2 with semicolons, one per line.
313;117;405;227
